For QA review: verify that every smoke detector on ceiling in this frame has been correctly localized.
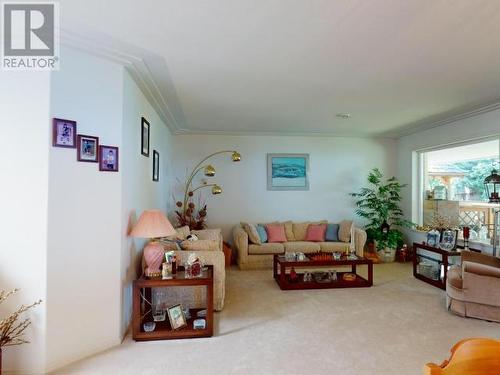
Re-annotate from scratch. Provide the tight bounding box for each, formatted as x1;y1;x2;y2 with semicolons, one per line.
336;113;351;119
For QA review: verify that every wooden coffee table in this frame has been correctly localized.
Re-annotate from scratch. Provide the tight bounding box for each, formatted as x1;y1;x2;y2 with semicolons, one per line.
273;254;373;290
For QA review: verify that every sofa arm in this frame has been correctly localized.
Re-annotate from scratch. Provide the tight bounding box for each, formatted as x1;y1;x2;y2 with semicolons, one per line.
233;225;249;266
463;261;500;279
353;227;367;257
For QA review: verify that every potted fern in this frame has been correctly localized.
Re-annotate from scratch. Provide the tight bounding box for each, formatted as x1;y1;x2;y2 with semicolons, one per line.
350;168;414;262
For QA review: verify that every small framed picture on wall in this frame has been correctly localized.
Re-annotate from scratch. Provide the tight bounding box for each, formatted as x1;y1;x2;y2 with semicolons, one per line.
77;135;99;162
141;117;150;157
153;150;159;181
52;118;77;148
99;145;119;172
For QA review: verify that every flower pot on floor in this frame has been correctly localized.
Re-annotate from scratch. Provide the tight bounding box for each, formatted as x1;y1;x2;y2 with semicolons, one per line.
377;247;396;262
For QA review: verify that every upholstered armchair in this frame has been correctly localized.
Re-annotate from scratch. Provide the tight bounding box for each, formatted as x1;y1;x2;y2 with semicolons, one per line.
446;250;500;322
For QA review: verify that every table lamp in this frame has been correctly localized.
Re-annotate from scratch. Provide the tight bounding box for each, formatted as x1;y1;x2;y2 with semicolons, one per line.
130;209;176;277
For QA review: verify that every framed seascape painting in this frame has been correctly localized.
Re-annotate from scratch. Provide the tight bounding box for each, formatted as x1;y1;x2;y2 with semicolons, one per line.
141;117;150;157
99;145;119;172
267;153;309;191
52;118;77;148
77;135;99;162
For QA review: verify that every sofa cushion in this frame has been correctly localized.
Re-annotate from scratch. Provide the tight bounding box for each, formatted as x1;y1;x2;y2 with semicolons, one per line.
305;224;327;242
241;222;261;244
319;242;349;252
191;228;221;241
266;223;287;243
339;220;353;242
284;241;321;253
292;222;310;241
284;221;295;241
256;224;268;243
181;239;219;251
325;224;340;241
248;243;285;255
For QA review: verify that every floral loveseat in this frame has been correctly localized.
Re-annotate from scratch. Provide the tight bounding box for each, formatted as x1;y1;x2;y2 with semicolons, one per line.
233;220;367;269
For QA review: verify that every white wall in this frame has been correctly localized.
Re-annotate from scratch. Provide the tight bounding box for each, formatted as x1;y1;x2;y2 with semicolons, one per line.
0;71;50;374
398;111;500;225
173;135;397;240
46;47;124;371
120;71;173;337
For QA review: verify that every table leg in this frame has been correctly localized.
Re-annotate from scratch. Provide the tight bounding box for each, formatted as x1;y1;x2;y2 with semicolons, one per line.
368;262;373;286
273;255;277;280
352;264;357;275
280;262;286;288
442;254;449;290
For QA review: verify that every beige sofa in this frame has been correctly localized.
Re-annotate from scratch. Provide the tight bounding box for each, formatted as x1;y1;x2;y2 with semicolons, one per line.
233;221;367;269
446;250;500;322
154;226;226;311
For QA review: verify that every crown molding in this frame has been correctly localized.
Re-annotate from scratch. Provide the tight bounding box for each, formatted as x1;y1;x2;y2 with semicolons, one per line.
389;101;500;138
59;29;183;133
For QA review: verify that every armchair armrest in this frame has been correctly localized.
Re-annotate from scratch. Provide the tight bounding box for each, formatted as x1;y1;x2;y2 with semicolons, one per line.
462;250;500;269
463;261;500;279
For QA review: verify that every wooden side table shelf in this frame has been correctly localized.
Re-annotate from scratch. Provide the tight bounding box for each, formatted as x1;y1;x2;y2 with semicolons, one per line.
132;265;214;341
412;242;461;290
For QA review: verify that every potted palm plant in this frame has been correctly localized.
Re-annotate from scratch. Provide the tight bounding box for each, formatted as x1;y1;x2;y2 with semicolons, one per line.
350;168;414;262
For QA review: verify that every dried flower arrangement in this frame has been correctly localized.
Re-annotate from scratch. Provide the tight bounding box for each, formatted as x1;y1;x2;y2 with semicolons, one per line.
429;214;456;231
174;191;208;230
1;289;42;348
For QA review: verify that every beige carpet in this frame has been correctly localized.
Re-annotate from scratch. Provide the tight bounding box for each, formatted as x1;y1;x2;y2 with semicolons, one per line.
53;263;499;375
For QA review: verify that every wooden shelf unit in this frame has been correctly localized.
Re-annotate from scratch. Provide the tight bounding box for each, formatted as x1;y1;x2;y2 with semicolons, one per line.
132;265;214;341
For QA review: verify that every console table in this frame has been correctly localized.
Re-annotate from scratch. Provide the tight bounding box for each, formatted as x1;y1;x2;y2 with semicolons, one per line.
412;242;461;290
132;265;213;341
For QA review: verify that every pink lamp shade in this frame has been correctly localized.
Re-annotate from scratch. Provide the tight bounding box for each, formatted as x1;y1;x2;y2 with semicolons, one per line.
130;210;176;276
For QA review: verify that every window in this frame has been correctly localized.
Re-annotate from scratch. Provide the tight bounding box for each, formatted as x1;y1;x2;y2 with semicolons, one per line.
419;138;499;244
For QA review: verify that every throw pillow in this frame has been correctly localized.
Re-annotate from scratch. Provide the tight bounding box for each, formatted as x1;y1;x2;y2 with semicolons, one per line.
338;220;353;242
265;223;287;243
305;224;327;242
283;221;295;241
325;223;340;242
242;222;262;245
181;240;219;251
256;224;268;243
292;222;310;241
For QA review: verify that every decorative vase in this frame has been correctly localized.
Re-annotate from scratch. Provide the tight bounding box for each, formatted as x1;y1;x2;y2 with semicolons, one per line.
377;247;396;262
144;241;164;276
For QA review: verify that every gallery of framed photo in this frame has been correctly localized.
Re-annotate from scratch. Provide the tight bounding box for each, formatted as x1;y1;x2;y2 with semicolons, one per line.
53;118;77;148
267;153;309;191
152;150;159;181
141;117;150;157
77;135;99;162
167;304;187;330
99;145;119;172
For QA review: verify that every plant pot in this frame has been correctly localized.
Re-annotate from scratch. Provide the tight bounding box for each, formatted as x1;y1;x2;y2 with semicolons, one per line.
377;247;396;262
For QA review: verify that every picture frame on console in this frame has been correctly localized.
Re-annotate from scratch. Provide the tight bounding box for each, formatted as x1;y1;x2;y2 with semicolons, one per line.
153;150;159;181
141;117;150;157
267;153;309;191
167;304;187;330
52;118;77;148
99;145;119;172
77;134;99;162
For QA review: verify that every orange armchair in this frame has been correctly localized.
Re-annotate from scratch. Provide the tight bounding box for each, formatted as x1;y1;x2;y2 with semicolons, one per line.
423;338;500;374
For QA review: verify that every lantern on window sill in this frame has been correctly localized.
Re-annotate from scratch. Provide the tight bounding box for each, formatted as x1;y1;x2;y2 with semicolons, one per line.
484;169;500;203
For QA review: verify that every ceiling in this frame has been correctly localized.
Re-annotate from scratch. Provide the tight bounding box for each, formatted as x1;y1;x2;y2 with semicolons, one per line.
59;0;500;138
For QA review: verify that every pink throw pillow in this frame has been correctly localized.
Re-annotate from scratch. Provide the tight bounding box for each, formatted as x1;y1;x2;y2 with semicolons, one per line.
265;224;287;243
305;224;327;242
